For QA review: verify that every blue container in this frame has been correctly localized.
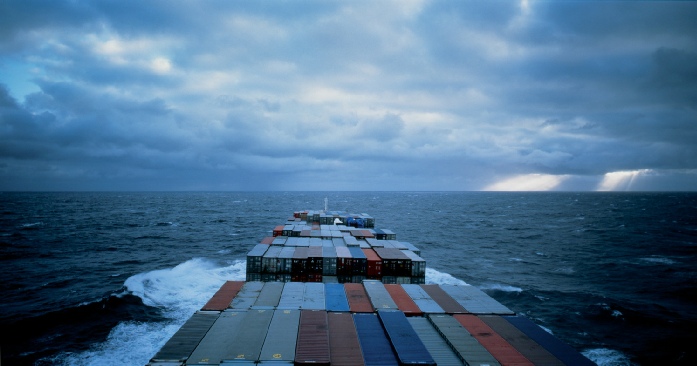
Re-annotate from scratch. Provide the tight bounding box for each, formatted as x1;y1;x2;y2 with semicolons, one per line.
377;310;436;366
325;283;350;311
353;313;399;366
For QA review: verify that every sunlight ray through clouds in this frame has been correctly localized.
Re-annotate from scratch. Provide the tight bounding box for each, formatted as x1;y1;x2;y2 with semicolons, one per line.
596;169;652;191
484;174;569;191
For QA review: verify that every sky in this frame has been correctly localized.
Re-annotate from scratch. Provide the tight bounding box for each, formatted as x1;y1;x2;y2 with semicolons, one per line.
1;0;696;191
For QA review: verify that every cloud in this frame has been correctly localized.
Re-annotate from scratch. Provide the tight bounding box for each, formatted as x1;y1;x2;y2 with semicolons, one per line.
1;0;696;191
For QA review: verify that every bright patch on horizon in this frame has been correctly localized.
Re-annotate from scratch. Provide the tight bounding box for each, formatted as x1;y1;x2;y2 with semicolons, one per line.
483;174;568;191
597;169;651;191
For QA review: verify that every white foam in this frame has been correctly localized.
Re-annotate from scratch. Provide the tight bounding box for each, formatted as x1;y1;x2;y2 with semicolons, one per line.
639;256;676;265
50;258;246;366
425;267;469;286
583;348;635;366
480;283;523;293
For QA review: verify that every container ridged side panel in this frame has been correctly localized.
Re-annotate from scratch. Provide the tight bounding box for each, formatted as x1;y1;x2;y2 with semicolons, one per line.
303;282;326;310
295;310;330;365
427;314;501;366
479;315;564;366
150;311;219;363
344;283;374;313
384;284;423;316
328;312;365;366
325;283;350;311
377;310;436;366
252;281;284;309
453;314;534;366
503;316;596;366
221;309;274;363
363;280;399;311
407;317;464;366
201;281;244;311
440;284;514;315
402;284;445;314
353;313;399;366
278;281;304;309
259;309;300;363
420;284;469;314
186;310;247;365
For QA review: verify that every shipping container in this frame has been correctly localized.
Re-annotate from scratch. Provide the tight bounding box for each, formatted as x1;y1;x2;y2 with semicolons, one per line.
273;236;288;246
384;284;423;316
374;247;411;277
295;310;331;365
407;317;464;366
344;283;374;313
420;284;469;314
278;247;295;274
427;314;501;366
336;246;353;275
479;315;564;366
328;312;365;366
401;242;420;256
292;247;309;275
149;311;219;365
201;280;244;311
401;250;426;277
230;281;265;310
186;310;247;365
273;225;284;237
377;310;436;366
302;282;325;310
220;309;274;363
348;246;367;275
325;283;350;312
260;236;274;245
440;285;514;315
363;248;383;279
353;313;399;366
278;281;304;310
262;245;282;273
503;316;596;366
253;281;284;309
363;280;399;311
246;244;269;274
402;284;445;314
259;309;300;364
453;314;534;366
307;246;324;275
322;246;337;275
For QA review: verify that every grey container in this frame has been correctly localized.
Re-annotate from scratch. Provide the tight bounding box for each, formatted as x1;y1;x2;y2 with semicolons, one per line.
407;317;464;366
362;280;399;311
259;309;301;364
302;282;326;310
252;281;284;309
427;314;501;366
440;285;514;315
278;281;304;309
402;284;445;314
150;311;219;365
230;281;264;310
221;309;275;363
185;310;247;365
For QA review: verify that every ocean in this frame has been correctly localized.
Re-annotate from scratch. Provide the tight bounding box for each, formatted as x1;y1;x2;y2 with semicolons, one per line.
1;191;695;366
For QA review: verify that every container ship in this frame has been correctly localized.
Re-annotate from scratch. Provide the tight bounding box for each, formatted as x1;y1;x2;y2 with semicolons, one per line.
149;209;595;366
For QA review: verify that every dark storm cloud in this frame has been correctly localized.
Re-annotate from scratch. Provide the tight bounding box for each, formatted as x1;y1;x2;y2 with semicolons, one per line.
1;0;696;191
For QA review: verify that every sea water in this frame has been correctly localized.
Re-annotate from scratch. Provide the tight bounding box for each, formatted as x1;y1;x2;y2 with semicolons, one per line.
1;191;695;365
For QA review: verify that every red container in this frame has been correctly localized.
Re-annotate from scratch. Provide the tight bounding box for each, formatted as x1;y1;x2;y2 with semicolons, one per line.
260;236;274;245
420;284;469;314
384;284;422;316
455;314;534;366
328;312;365;366
362;248;382;279
273;225;284;237
296;310;330;365
479;315;564;366
200;281;244;311
344;283;373;313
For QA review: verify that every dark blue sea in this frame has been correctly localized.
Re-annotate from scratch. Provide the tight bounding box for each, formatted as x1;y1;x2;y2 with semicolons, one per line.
1;192;695;365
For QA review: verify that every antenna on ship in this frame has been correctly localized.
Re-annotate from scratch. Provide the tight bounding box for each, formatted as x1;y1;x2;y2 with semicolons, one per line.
324;197;328;212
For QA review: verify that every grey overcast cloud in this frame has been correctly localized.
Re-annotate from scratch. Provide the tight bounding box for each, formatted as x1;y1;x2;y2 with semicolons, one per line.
1;0;696;191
